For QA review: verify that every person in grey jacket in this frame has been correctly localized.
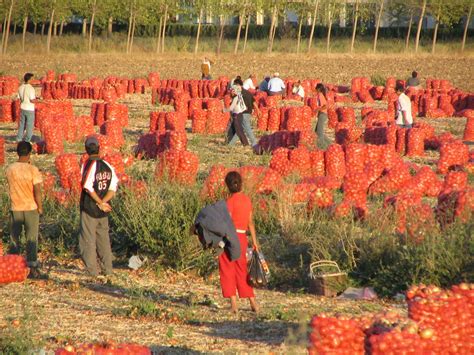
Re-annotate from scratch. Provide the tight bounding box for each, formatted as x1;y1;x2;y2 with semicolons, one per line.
193;200;241;261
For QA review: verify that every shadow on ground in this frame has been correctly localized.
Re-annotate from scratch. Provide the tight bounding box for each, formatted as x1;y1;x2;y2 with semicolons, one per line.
197;319;296;346
150;345;203;355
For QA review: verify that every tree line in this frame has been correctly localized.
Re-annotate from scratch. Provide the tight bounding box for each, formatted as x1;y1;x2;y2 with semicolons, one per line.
0;0;472;55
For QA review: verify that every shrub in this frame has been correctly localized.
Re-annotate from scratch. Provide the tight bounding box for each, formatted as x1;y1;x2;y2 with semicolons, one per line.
110;182;214;274
355;219;474;296
370;74;386;87
253;192;473;297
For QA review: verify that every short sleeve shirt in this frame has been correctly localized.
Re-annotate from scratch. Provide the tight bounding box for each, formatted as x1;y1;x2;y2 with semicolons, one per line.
6;162;43;211
81;160;119;193
18;84;36;111
396;93;413;125
243;78;255;90
268;77;286;93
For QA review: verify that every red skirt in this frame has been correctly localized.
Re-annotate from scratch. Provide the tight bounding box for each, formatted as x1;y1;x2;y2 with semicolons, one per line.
218;232;254;298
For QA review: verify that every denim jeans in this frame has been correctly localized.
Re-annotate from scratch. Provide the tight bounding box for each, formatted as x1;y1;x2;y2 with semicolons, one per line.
315;112;330;149
228;113;257;146
17;109;35;142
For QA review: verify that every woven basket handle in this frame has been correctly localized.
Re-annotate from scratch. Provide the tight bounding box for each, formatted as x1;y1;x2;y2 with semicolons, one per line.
309;260;341;277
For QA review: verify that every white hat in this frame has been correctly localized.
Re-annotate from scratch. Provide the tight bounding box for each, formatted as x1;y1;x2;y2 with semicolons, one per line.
273;72;280;77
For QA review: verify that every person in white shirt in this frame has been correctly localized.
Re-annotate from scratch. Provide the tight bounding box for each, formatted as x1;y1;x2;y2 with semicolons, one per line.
267;72;286;96
224;85;249;146
243;74;256;91
292;80;305;99
396;84;413;128
17;73;37;143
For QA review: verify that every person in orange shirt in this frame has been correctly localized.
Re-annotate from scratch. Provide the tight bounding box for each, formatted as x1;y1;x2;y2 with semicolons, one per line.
5;141;45;279
219;171;260;314
315;83;330;149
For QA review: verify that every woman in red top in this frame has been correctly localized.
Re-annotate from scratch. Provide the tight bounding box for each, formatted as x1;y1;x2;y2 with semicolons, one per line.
219;171;259;314
315;83;330;149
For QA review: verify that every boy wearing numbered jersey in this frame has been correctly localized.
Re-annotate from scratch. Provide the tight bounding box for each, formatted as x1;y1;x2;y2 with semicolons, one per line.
79;136;118;277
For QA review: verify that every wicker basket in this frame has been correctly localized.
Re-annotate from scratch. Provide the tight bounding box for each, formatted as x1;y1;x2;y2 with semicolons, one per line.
308;260;348;297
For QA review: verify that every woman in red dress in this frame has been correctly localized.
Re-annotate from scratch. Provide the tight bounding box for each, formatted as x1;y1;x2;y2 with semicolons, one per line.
219;171;259;314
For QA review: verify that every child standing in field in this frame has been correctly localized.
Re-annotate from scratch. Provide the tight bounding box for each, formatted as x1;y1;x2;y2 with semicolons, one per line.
219;171;260;314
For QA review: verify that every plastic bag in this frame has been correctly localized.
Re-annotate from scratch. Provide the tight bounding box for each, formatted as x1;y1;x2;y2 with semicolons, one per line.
247;250;270;288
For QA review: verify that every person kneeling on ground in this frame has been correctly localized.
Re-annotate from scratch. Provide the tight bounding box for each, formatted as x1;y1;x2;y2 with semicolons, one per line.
267;72;286;96
228;78;259;148
395;83;413;129
259;76;270;92
292;80;305;99
79;136;118;278
6;141;47;279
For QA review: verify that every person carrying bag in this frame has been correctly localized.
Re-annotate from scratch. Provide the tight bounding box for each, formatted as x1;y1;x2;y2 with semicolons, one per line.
225;85;249;146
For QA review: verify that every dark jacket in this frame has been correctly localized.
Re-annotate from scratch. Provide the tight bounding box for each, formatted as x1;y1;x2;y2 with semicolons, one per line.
194;200;241;261
80;157;113;218
242;88;255;115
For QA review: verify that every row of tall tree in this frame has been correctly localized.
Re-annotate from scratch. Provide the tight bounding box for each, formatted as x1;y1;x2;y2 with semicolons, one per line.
0;0;472;55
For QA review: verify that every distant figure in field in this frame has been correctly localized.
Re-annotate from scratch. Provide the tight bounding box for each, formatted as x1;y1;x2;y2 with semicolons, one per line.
17;73;36;143
228;78;258;147
229;75;242;90
267;72;286;96
258;76;271;92
315;83;330;149
201;57;214;80
406;71;421;89
292;80;305;99
243;74;256;91
225;84;249;146
396;83;413;128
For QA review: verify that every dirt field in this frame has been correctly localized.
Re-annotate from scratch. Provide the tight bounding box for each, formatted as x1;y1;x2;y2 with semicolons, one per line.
1;53;473;92
0;53;471;353
0;259;399;354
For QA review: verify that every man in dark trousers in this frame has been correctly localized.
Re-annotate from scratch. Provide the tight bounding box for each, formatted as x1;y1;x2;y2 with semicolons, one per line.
79;136;118;277
228;78;259;147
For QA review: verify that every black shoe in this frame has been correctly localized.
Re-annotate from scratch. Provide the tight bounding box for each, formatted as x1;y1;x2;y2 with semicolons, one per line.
28;268;49;280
